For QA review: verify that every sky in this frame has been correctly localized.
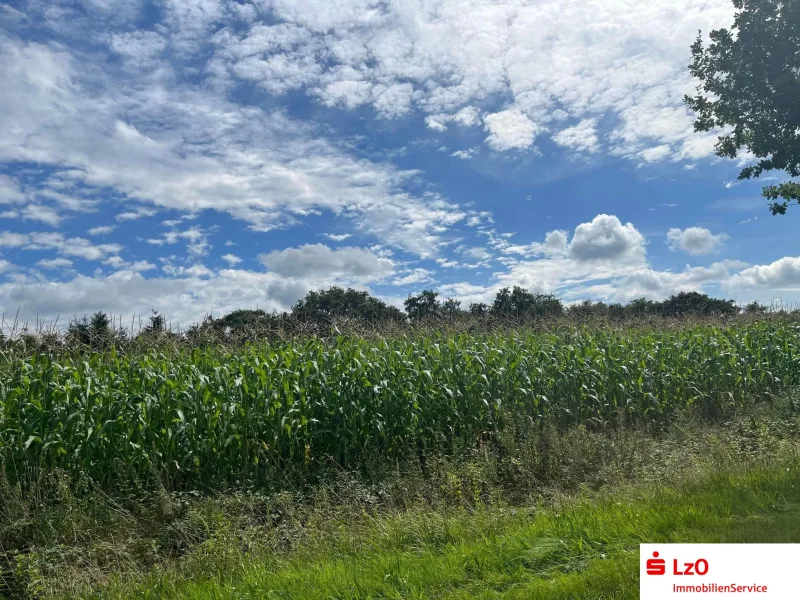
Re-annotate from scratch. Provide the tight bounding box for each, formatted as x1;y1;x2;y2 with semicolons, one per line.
0;0;798;329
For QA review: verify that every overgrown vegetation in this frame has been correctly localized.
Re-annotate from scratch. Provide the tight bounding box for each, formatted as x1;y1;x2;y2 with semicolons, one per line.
3;392;800;599
2;287;799;598
2;321;799;493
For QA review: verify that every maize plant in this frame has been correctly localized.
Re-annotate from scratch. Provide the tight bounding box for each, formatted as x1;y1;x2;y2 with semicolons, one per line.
1;322;798;490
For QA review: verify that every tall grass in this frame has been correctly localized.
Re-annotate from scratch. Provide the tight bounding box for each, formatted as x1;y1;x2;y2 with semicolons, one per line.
1;322;799;491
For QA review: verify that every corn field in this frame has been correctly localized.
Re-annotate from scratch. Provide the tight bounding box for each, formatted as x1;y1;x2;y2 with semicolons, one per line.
1;322;799;490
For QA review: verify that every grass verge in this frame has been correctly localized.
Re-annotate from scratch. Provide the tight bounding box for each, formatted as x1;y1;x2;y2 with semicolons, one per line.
81;462;800;600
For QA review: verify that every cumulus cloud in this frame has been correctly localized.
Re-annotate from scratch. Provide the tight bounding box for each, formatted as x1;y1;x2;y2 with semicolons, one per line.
441;214;749;306
259;244;394;281
552;119;600;153
666;227;728;255
484;110;539;151
568;215;646;263
221;253;242;266
727;257;800;290
600;261;747;303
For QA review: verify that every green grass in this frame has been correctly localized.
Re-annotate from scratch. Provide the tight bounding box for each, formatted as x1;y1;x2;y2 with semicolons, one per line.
85;461;800;599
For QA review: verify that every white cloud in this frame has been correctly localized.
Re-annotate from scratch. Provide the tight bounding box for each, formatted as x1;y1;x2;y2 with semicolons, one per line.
484;109;539;151
129;260;157;272
727;257;800;290
0;231;122;260
204;0;732;161
569;215;646;263
460;246;491;261
148;226;211;258
599;261;745;303
259;244;394;281
324;233;352;242
448;215;651;305
116;208;158;221
425;117;448;132
0;175;24;203
0;232;30;247
666;227;727;255
425;106;482;132
0;37;464;258
88;225;115;236
638;145;673;163
36;258;73;269
506;229;569;258
221;253;242;266
184;264;213;278
552;119;599;153
108;31;167;69
21;204;63;227
451;147;479;160
392;268;434;286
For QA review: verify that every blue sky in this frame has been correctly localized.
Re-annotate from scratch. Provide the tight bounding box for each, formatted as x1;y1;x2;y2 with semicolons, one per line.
0;0;798;328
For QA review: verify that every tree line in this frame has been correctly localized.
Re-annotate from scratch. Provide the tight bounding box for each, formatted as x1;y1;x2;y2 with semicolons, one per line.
45;286;778;351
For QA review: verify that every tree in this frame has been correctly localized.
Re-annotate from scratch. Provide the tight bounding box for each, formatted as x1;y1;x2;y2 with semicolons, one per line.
743;300;769;314
89;311;112;348
144;311;166;335
404;290;441;321
469;302;489;316
292;287;404;326
568;299;609;318
659;292;738;316
491;286;564;318
625;298;658;316
684;0;800;215
440;298;463;321
66;315;91;346
66;312;113;349
491;288;513;316
218;309;272;332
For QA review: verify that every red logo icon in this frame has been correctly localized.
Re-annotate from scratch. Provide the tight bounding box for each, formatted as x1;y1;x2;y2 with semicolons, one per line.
647;551;666;575
646;551;710;576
